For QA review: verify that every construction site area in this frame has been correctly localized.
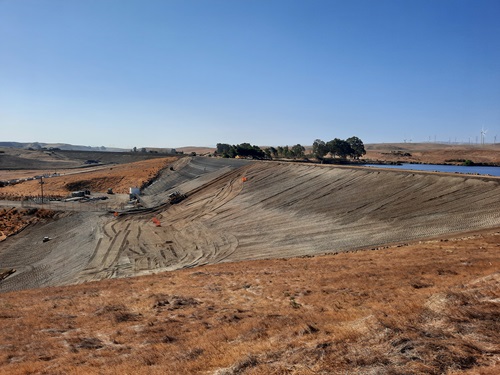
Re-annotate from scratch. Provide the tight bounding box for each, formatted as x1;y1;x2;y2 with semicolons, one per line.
1;148;500;292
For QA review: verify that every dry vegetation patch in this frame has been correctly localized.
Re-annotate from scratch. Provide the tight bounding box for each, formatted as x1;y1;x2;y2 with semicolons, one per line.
0;157;177;200
0;229;498;374
0;207;55;239
364;143;500;165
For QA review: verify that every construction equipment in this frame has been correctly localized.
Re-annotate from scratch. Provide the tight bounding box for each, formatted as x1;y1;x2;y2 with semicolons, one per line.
168;191;186;204
0;268;16;281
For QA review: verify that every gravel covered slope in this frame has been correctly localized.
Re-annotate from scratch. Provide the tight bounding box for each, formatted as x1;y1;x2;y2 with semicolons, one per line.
1;160;500;291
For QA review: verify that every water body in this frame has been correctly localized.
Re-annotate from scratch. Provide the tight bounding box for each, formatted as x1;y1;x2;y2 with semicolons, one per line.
363;163;500;177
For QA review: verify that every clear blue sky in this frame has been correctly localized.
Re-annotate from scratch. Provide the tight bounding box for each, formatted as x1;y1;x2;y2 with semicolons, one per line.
1;0;499;148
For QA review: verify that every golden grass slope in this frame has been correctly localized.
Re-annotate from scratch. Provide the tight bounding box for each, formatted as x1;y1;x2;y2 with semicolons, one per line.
0;229;498;374
364;143;500;165
0;208;55;239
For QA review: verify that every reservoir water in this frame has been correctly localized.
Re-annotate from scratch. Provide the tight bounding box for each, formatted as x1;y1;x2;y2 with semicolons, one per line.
363;163;500;177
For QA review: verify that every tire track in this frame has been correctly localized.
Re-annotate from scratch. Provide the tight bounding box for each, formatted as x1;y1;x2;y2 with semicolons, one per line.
8;160;499;290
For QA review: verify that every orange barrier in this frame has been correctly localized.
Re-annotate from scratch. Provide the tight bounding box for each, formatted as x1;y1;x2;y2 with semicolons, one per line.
152;217;161;227
242;177;247;182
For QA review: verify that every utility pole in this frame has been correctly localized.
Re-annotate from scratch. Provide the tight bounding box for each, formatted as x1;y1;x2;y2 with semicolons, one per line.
39;176;44;205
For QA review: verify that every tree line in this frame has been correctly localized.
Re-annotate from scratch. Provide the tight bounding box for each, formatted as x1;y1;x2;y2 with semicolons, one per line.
216;136;365;161
312;136;365;160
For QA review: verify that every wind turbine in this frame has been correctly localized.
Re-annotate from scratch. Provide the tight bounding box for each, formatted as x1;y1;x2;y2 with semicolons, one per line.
481;127;488;145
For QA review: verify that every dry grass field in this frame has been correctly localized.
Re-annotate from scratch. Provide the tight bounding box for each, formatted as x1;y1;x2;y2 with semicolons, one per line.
0;144;499;374
364;143;500;165
0;207;55;240
0;229;498;374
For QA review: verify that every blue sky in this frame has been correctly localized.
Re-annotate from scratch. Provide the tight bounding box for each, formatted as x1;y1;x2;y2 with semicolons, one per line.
1;0;499;148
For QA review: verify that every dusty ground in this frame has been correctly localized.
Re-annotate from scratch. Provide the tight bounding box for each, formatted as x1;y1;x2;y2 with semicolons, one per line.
1;156;500;293
0;144;499;373
74;161;500;286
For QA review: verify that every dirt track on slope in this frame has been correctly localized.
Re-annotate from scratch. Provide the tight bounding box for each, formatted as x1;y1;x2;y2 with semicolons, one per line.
2;157;500;292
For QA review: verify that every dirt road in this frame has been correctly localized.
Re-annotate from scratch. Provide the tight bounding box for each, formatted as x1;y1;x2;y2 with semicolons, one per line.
1;158;500;292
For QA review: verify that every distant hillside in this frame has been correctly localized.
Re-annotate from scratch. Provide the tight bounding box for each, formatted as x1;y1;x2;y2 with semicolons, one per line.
176;146;215;155
0;142;126;152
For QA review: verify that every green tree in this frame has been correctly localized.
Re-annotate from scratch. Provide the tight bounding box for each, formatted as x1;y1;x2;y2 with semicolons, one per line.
312;139;328;159
346;136;366;159
283;145;290;158
327;138;353;159
233;143;265;159
216;143;232;155
291;144;305;158
277;146;284;157
269;146;278;158
227;146;237;158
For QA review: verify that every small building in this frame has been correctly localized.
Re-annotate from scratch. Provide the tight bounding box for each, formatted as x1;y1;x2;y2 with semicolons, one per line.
129;187;140;199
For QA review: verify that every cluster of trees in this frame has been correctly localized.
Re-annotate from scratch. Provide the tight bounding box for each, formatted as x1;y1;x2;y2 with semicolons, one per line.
312;136;365;159
216;143;306;159
263;144;305;159
216;143;265;159
216;136;365;161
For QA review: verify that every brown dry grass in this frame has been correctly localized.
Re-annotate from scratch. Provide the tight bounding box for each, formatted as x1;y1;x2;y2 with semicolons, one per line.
0;207;55;239
1;146;499;373
177;146;216;155
364;143;500;165
0;157;177;200
0;229;498;374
